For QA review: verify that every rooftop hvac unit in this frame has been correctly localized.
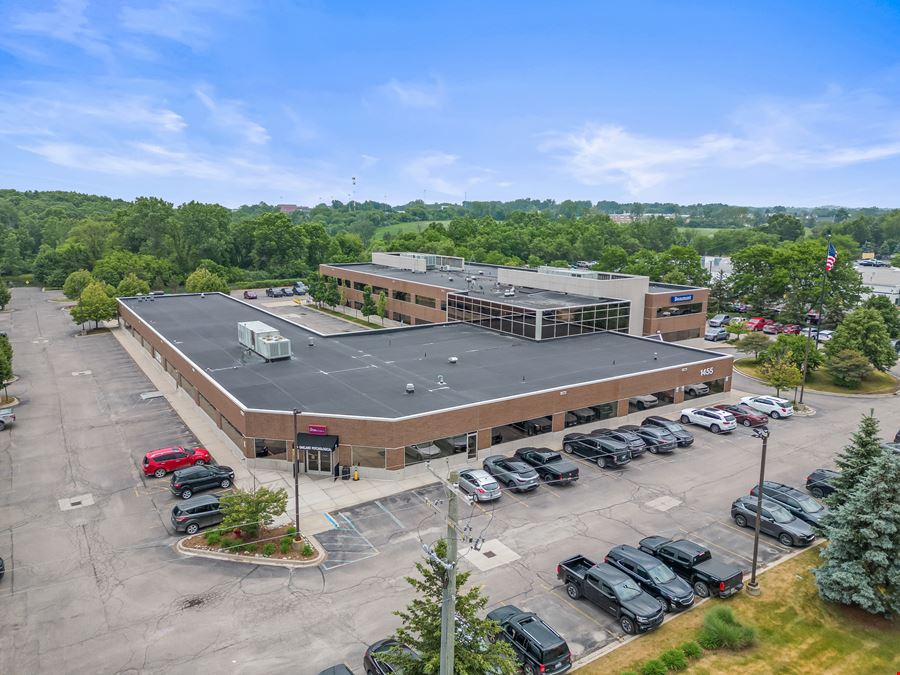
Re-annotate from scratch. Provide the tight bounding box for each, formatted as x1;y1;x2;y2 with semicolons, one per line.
257;335;292;361
238;321;291;361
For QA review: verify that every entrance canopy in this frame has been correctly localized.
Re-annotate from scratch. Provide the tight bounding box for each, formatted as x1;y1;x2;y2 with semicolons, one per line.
296;433;339;452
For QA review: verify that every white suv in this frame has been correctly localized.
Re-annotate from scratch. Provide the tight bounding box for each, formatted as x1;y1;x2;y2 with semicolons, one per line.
740;395;794;419
679;407;737;433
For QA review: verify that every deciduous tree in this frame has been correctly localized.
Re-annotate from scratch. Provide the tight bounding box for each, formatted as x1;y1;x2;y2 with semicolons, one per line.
184;267;229;294
62;269;95;300
377;291;387;325
116;273;151;297
825;308;897;371
735;332;771;361
863;295;900;339
219;487;288;539
361;284;376;320
384;538;518;674
759;359;802;398
0;348;11;402
71;281;118;329
826;349;872;388
0;283;11;311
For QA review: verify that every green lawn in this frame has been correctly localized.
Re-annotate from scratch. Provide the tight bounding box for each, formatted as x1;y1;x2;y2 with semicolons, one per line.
678;226;738;236
373;219;449;239
733;357;899;395
579;546;900;675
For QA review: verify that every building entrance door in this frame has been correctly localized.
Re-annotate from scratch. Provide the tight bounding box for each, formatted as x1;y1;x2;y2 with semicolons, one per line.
306;449;332;474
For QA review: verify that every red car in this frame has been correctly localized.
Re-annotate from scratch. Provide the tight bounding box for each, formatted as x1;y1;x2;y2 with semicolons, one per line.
781;324;801;334
242;290;258;300
762;322;783;335
745;317;767;331
713;404;768;428
142;447;212;478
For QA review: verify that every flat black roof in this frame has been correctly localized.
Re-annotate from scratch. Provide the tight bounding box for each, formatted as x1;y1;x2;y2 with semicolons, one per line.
647;283;702;294
121;293;725;419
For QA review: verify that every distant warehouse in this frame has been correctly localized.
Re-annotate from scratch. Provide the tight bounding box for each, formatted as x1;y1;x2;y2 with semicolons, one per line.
118;281;732;477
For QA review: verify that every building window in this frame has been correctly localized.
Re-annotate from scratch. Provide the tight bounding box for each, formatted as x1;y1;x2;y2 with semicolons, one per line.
254;438;288;458
353;282;367;291
392;312;411;324
343;279;351;287
656;302;703;318
351;446;385;468
415;295;436;308
392;290;410;302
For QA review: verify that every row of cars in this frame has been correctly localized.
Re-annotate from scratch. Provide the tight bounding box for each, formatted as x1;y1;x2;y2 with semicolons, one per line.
140;446;235;535
705;313;835;342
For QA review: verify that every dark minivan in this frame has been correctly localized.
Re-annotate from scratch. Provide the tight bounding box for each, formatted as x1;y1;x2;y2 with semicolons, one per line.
488;605;572;675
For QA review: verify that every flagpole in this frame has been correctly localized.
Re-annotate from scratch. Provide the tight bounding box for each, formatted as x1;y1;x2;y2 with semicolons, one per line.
799;235;832;404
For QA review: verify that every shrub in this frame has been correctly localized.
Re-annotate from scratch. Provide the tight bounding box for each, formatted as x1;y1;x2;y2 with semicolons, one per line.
679;641;703;659
239;543;258;554
280;538;292;554
302;542;314;556
660;648;688;671
640;660;667;675
262;543;276;557
203;531;222;546
286;526;297;536
697;606;756;650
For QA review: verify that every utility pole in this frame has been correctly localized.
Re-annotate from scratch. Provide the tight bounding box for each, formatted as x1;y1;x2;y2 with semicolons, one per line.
438;479;458;675
746;425;770;596
292;408;301;540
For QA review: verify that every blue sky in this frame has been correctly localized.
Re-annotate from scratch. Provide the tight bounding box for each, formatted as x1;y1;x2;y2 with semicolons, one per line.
2;1;900;208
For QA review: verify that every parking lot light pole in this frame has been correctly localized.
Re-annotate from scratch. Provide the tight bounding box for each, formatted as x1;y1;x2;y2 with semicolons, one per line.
747;425;770;596
293;408;301;539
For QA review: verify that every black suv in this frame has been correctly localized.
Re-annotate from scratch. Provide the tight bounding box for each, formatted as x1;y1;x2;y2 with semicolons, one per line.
171;495;223;534
590;427;647;458
170;464;235;499
618;425;676;454
806;468;839;499
562;433;630;468
487;605;572;674
642;416;694;447
363;639;419;674
750;481;829;526
606;545;695;612
514;447;579;484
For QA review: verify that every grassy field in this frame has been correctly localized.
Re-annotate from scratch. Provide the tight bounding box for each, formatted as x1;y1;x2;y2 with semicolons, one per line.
678;226;737;236
373;219;449;239
733;357;900;395
579;546;900;675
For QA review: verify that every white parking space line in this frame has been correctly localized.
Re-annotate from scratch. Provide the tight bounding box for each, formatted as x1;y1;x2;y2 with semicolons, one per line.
374;500;404;528
679;527;754;563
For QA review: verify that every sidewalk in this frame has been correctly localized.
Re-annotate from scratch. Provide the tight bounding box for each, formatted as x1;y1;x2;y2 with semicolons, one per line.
113;325;442;535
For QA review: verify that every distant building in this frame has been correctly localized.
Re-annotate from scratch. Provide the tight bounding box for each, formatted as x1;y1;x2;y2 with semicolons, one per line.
277;204;299;214
858;266;900;306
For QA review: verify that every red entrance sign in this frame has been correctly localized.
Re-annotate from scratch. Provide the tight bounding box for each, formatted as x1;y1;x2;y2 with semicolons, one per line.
308;424;328;435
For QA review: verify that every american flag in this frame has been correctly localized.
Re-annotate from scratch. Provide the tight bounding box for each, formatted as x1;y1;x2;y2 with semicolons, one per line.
825;242;837;272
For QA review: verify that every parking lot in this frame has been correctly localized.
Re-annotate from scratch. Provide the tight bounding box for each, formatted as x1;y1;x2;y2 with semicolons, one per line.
1;287;899;674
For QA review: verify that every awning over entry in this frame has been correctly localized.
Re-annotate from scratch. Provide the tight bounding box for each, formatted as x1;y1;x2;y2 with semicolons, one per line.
296;433;339;452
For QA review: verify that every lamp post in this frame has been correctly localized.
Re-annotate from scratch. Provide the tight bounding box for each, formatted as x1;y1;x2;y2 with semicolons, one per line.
746;425;770;596
292;408;301;539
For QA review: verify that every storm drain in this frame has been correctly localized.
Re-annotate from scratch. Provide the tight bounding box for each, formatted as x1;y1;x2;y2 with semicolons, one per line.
59;493;95;511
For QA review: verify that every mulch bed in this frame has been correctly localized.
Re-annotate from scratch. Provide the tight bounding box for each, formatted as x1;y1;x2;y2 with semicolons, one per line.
182;524;319;561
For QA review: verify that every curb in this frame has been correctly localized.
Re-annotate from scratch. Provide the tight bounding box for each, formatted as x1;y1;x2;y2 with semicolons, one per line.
175;533;327;568
734;366;899;399
0;396;21;408
571;542;823;671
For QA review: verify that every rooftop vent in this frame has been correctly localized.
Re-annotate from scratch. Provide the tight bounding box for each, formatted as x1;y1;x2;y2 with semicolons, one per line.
308;336;315;347
448;356;458;364
437;375;445;385
406;383;415;394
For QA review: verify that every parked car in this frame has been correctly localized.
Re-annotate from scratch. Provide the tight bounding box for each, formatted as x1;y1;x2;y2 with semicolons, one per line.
265;287;281;297
816;329;834;343
0;407;15;431
562;433;631;468
749;481;829;526
363;639;419;675
745;317;767;331
704;327;729;342
707;314;731;327
491;429;504;445
171;494;223;535
679;407;737;434
514;447;579;484
895;429;900;443
638;536;744;598
511;417;553;436
590;427;648;458
713;403;768;427
0;556;4;580
449;435;470;453
482;455;540;492
628;394;659;410
730;495;815;547
170;464;235;499
318;665;354;675
556;556;664;634
781;324;801;334
292;281;308;295
806;468;840;499
618;424;676;454
142;446;212;478
683;383;709;397
642;416;694;446
739;395;794;419
487;605;572;675
762;322;782;335
457;468;501;502
407;442;441;460
279;287;293;297
242;290;258;300
605;544;695;612
729;302;751;313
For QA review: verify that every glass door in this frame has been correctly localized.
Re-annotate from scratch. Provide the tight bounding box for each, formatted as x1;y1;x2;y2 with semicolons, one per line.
306;449;320;472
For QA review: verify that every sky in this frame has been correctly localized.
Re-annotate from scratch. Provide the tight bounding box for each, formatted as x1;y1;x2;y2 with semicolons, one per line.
2;1;900;208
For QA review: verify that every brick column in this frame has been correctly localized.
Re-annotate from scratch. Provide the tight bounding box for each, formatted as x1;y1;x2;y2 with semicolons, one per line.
617;399;630;417
673;388;685;404
551;412;566;432
476;428;493;450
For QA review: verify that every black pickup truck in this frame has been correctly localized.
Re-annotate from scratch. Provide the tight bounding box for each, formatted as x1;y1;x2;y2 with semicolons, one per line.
514;448;579;485
638;536;744;599
562;433;631;469
557;555;664;634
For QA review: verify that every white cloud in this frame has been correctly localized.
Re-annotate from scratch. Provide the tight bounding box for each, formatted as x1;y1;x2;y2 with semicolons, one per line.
404;152;463;196
119;1;242;48
378;78;444;108
10;0;110;57
195;88;269;144
360;154;378;168
542;91;900;195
